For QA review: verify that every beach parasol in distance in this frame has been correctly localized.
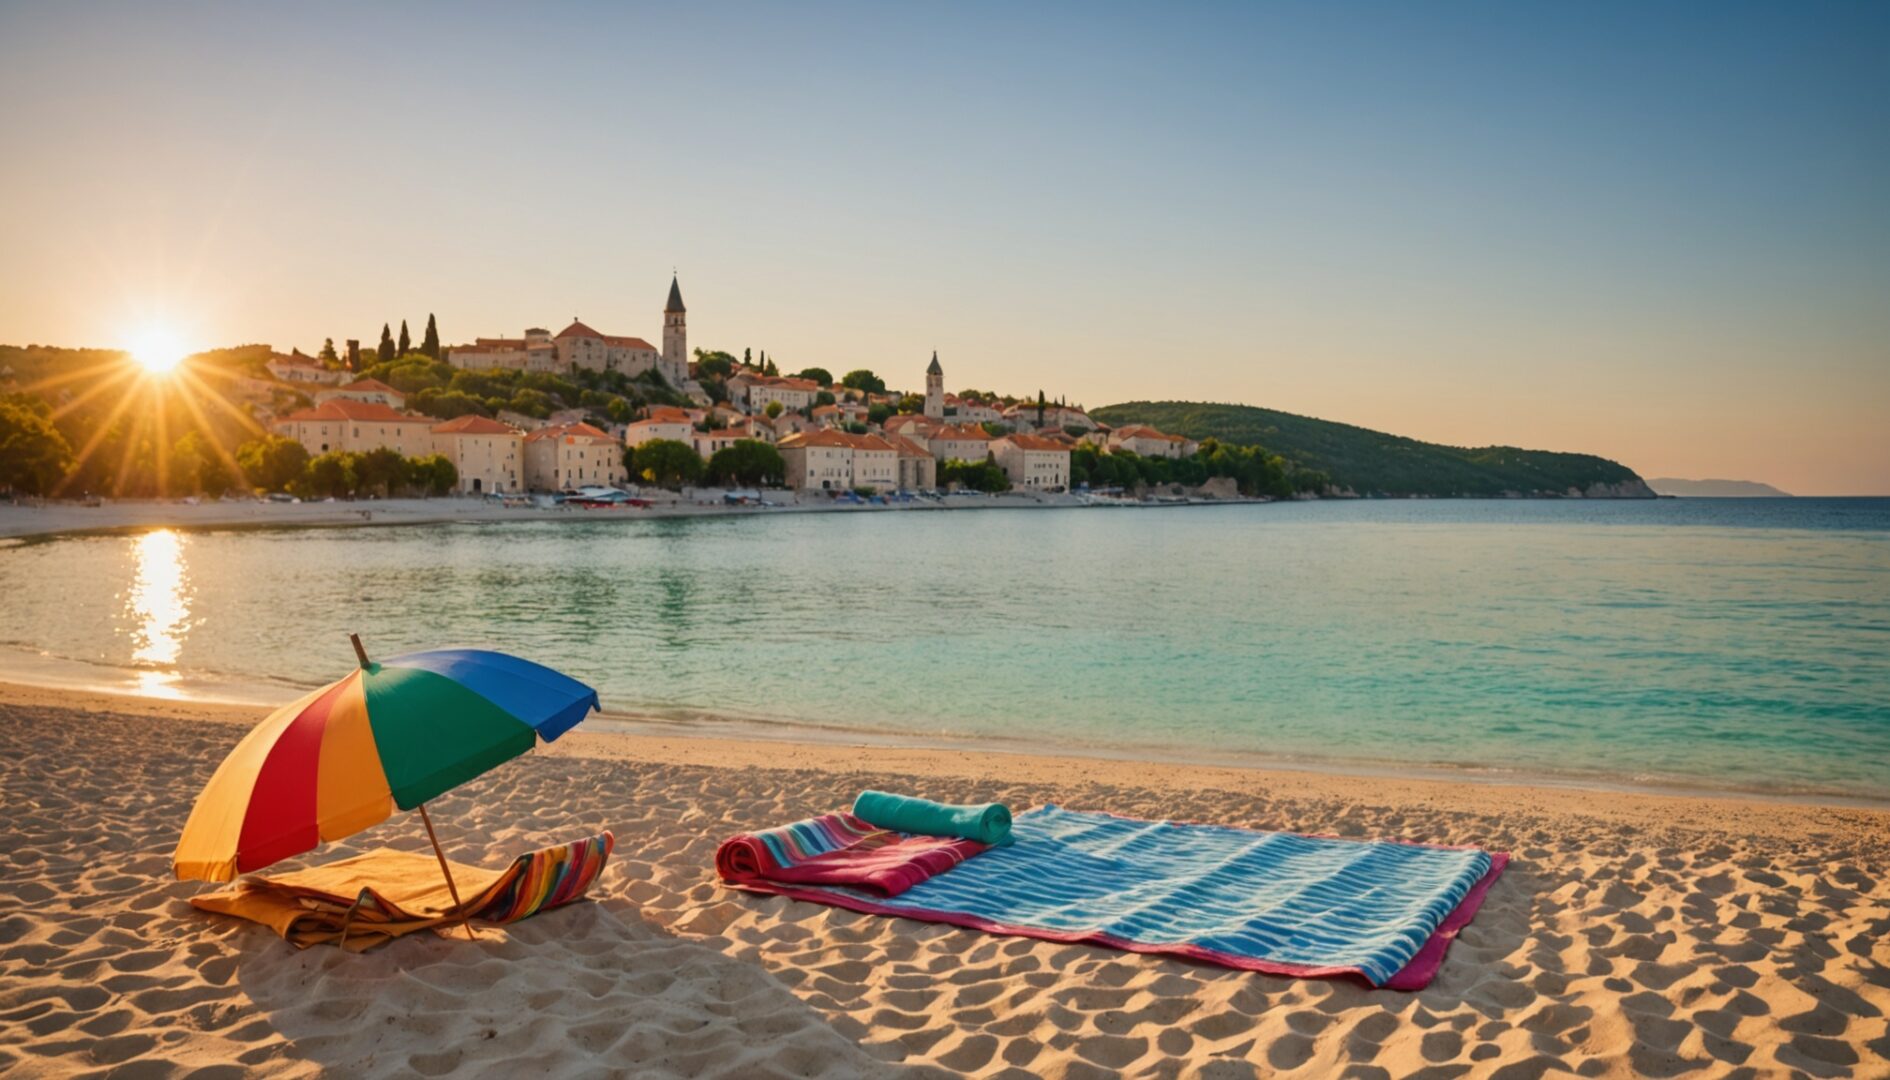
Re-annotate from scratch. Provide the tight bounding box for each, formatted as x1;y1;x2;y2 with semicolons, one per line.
173;635;600;935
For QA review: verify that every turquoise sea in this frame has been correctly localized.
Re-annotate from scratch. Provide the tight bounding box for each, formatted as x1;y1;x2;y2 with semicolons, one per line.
3;499;1887;800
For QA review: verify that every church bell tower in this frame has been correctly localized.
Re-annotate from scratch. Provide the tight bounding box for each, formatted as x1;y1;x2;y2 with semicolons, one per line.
924;351;944;419
662;274;687;385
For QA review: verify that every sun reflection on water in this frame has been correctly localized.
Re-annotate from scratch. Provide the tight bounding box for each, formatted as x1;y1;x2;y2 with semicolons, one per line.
126;529;190;695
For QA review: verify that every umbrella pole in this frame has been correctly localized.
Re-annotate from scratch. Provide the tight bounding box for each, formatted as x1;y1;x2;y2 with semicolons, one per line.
417;803;476;941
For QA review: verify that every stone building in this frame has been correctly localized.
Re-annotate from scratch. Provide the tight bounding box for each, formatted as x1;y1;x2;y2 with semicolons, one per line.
448;276;689;386
991;434;1072;490
430;415;525;494
523;422;627;492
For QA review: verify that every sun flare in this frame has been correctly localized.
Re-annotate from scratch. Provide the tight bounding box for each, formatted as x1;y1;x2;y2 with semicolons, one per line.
128;327;186;375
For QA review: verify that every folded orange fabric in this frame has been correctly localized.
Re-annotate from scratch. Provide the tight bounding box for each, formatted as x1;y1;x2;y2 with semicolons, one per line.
189;832;613;950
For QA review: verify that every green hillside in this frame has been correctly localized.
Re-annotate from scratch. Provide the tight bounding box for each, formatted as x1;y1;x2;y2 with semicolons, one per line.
1090;401;1649;498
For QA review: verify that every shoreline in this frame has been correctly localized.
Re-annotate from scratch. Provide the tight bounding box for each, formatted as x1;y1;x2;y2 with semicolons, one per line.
3;683;1887;1076
3;665;1884;810
5;491;1876;547
7;678;1887;847
0;490;1273;543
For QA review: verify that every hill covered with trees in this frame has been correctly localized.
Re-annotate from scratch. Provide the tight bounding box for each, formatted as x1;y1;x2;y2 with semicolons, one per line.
1090;401;1651;498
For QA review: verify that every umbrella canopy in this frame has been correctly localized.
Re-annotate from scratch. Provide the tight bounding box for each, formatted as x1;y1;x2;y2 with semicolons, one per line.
174;646;600;882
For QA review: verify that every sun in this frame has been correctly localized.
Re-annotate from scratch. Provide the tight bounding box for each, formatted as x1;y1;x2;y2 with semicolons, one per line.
128;327;187;375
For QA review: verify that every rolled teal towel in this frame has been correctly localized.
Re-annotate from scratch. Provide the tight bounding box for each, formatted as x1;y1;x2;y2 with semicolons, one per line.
852;790;1013;846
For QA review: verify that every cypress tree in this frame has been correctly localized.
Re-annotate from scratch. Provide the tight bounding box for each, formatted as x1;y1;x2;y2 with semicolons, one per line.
397;320;411;357
422;314;440;359
318;338;339;367
377;323;395;364
743;348;751;367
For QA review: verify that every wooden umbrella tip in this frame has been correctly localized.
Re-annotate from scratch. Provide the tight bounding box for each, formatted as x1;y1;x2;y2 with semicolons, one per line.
350;634;370;668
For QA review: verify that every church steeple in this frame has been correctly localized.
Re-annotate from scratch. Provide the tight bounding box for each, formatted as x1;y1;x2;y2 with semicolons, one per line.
923;351;945;418
661;274;687;385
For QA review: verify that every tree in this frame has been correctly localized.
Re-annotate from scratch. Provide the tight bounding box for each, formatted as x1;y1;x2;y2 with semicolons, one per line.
705;440;785;487
318;338;340;368
397;320;411;358
355;447;408;497
840;369;885;394
939;458;1010;493
377;323;396;364
814;390;836;407
505;387;554;419
794;367;833;387
764;400;784;419
0;393;73;496
762;356;778;376
411;388;490;419
867;403;894;426
406;453;458;496
421;314;440;359
235;434;310;493
379;357;449;394
743;348;751;367
167;430;223;496
628;439;703;490
297;450;360;499
693;349;736;380
897;393;924;414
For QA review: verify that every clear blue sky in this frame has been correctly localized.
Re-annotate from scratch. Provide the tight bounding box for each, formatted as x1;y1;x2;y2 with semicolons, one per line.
2;1;1885;492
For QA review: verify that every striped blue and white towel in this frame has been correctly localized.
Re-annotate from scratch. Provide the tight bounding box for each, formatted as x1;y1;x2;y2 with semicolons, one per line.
729;804;1504;988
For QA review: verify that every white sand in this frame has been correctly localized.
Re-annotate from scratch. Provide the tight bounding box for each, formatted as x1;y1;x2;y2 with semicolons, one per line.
2;684;1887;1078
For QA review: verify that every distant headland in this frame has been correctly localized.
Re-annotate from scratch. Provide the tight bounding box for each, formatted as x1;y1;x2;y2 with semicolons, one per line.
1646;478;1792;498
1091;402;1654;499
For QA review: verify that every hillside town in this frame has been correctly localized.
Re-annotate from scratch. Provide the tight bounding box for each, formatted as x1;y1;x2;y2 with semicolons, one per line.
259;277;1204;500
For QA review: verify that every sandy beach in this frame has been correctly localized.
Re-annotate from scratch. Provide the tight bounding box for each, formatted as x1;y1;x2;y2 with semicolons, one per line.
2;684;1886;1078
0;489;1137;542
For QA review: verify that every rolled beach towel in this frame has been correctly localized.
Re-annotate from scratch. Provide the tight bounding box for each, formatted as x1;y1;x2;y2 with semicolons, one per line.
715;813;986;896
852;790;1013;846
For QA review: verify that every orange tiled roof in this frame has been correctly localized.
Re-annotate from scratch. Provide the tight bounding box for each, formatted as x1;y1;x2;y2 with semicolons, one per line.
1112;424;1185;442
740;374;821;392
883;415;940;434
278;400;432;424
336;378;400;394
780;430;897;451
524;422;613;443
1001;434;1070;453
432;415;520;436
638;406;693;424
888;435;932;459
933;423;992;441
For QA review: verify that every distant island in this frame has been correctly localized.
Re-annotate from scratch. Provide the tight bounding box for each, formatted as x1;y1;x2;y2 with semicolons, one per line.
1091;401;1653;499
1646;478;1792;498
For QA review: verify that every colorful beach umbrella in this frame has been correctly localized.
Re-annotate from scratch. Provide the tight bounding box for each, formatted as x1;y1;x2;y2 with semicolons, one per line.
173;637;600;887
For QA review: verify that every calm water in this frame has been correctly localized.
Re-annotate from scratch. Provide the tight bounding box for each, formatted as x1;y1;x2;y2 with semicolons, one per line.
3;499;1887;799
